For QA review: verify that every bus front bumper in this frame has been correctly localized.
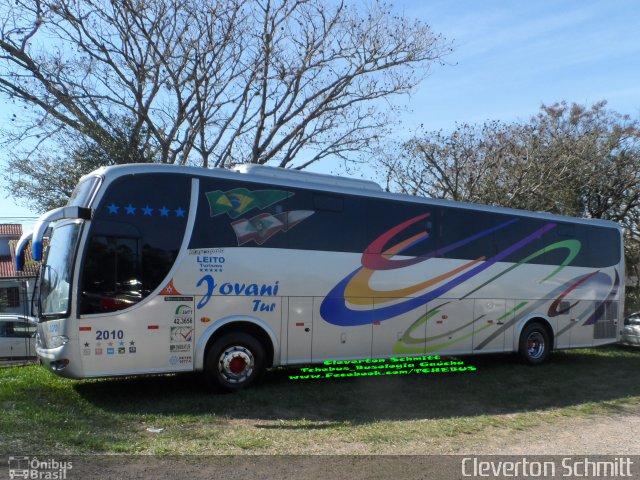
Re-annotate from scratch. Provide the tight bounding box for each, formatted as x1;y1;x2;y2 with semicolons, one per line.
36;343;83;379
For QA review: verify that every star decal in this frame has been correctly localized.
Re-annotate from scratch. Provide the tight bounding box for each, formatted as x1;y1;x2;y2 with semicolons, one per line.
105;203;186;218
119;340;125;347
84;342;90;348
130;340;136;346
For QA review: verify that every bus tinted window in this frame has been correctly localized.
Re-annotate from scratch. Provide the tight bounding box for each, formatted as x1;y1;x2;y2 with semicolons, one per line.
80;174;190;314
438;206;498;260
587;226;621;267
287;190;365;252
187;174;621;268
366;197;435;257
493;215;545;264
190;178;368;252
190;177;290;249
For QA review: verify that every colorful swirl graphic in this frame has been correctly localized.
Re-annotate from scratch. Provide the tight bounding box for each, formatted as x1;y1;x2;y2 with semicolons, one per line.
390;261;617;354
320;213;558;326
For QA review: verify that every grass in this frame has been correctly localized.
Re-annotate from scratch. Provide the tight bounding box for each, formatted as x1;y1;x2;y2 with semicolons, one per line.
1;345;640;455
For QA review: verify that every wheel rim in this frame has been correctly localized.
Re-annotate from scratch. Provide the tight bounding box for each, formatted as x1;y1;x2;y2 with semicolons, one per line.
526;331;545;359
218;346;254;384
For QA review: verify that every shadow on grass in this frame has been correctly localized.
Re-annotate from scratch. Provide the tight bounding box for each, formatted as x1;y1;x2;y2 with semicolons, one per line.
73;346;640;423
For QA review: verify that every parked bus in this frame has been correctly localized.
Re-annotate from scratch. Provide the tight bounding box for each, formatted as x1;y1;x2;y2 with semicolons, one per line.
15;164;623;391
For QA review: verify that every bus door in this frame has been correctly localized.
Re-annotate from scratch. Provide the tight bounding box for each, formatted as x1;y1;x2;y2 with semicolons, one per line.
472;299;508;353
80;296;195;376
76;171;195;375
286;297;313;364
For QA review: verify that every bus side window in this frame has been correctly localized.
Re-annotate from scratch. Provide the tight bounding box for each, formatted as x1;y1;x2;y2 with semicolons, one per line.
587;227;621;268
558;223;575;237
313;194;343;212
287;190;365;253
440;207;497;261
366;198;435;257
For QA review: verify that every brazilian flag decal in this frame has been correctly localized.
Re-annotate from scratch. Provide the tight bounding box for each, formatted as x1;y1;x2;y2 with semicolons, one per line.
205;188;293;218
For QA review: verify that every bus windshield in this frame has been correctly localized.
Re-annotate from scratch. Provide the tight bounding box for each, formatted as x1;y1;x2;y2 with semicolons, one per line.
40;223;81;318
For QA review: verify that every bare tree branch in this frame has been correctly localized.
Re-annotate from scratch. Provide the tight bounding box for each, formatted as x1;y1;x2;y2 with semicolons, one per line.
1;0;451;184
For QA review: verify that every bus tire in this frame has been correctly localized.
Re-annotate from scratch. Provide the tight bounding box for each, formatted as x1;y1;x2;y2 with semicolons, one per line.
518;322;550;365
204;332;265;392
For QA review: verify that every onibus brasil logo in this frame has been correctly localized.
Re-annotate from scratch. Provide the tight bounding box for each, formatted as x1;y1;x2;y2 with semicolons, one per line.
8;456;72;479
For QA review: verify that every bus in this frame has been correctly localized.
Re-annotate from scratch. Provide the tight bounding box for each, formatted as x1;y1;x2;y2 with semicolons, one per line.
15;164;624;391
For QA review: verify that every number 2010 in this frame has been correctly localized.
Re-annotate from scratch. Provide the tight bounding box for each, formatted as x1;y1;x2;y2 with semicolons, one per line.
96;330;124;341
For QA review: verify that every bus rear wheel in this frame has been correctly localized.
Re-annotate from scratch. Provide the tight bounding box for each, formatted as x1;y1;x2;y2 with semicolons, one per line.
518;322;550;365
204;332;265;392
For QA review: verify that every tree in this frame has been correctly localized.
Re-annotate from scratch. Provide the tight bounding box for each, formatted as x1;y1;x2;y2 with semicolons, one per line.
0;0;451;210
383;101;640;221
9;115;154;211
381;100;640;310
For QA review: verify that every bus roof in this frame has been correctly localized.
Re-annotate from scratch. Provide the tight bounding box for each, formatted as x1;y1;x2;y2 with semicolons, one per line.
82;163;623;232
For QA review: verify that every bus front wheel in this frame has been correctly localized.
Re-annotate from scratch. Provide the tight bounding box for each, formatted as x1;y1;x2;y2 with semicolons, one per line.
204;333;265;392
518;322;550;365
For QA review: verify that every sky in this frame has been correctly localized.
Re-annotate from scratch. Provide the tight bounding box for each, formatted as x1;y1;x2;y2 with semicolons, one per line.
1;0;640;232
394;0;640;129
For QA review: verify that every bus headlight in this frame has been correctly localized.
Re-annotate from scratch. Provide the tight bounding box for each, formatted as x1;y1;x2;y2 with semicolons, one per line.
49;335;69;348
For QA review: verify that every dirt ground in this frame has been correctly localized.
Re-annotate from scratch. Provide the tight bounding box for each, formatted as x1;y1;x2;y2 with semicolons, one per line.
459;405;640;455
10;407;638;480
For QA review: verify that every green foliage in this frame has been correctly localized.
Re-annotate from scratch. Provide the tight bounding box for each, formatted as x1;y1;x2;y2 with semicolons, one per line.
384;101;640;221
7;117;156;211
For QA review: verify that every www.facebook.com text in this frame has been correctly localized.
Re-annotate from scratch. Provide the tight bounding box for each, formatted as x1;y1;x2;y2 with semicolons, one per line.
288;355;477;381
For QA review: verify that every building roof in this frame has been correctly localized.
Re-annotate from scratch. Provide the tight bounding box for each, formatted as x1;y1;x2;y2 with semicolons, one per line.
11;241;38;278
0;243;38;278
0;225;39;278
0;224;22;236
0;256;15;278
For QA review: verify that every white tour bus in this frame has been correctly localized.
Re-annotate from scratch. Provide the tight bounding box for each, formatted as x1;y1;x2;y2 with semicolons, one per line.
16;164;623;391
